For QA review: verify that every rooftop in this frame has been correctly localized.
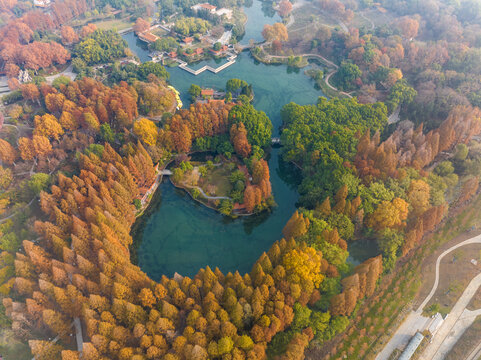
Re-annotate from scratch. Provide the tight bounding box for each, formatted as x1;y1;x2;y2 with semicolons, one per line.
192;3;217;11
34;0;51;7
201;89;214;96
138;32;159;43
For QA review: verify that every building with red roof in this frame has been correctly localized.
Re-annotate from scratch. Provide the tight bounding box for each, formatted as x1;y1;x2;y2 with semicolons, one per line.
138;32;159;43
192;3;217;12
201;89;214;97
210;45;229;56
183;37;194;45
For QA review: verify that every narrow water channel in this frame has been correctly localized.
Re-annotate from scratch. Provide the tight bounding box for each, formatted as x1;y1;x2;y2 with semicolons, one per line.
125;1;378;279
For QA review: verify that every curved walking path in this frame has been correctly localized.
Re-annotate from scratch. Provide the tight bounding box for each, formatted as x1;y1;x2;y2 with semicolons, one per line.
376;235;481;360
359;11;375;31
263;52;353;98
0;197;36;224
182;183;230;200
46;64;76;84
417;236;481;312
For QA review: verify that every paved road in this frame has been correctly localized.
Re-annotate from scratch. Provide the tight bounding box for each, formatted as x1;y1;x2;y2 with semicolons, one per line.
388;107;400;124
46;64;76;84
324;68;353;98
420;274;481;359
359;11;375;31
375;311;430;360
376;235;481;360
338;20;348;32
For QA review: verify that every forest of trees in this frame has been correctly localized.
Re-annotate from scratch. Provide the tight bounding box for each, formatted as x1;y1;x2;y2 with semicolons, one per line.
280;95;481;273
4;0;481;358
174;17;211;36
73;29;128;66
0;75;386;359
308;0;481;132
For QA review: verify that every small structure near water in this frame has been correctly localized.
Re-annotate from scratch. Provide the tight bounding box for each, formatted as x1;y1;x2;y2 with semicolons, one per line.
138;32;159;43
191;3;233;19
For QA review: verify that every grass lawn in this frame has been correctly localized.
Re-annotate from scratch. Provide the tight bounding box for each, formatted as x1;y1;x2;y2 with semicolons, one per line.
362;8;396;27
198;164;233;197
93;18;133;31
0;329;32;360
152;28;169;37
292;4;337;30
351;13;372;30
0;342;31;360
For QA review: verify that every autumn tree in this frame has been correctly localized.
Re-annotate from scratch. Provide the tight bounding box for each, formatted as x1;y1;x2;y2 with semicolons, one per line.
21;83;40;104
283;244;324;287
134;18;150;34
0;166;12;190
80;23;97;38
8;104;23;120
282;211;310;239
0;139;16;165
278;0;293;17
5;63;20;78
29;340;62;360
244;185;256;212
34;114;64;140
61;26;79;44
398;17;419;39
133;118;158;146
33;135;53;158
367;198;409;231
230;122;251;158
262;23;288;42
407;180;430;217
18;137;35;161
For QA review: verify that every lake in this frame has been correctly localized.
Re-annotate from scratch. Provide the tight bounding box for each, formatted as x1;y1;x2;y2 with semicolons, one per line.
125;1;378;279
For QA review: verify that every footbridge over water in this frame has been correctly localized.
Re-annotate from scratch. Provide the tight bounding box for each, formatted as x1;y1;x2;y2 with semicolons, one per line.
271;137;282;145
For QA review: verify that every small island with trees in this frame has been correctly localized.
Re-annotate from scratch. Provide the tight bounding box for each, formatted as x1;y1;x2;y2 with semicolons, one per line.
140;93;275;217
170;155;274;217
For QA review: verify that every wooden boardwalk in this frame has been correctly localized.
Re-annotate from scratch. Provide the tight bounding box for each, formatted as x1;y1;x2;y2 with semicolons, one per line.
174;52;238;75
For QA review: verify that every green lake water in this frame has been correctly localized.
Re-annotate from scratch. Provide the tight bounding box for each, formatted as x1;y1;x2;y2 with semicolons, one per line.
124;2;378;279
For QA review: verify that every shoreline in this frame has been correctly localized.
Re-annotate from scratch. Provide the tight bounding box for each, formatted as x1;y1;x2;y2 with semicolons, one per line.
169;177;269;218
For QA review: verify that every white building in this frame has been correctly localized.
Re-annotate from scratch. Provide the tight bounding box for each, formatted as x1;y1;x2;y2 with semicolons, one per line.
34;0;51;7
214;8;232;19
427;312;444;337
191;3;233;19
191;3;217;13
18;70;32;84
